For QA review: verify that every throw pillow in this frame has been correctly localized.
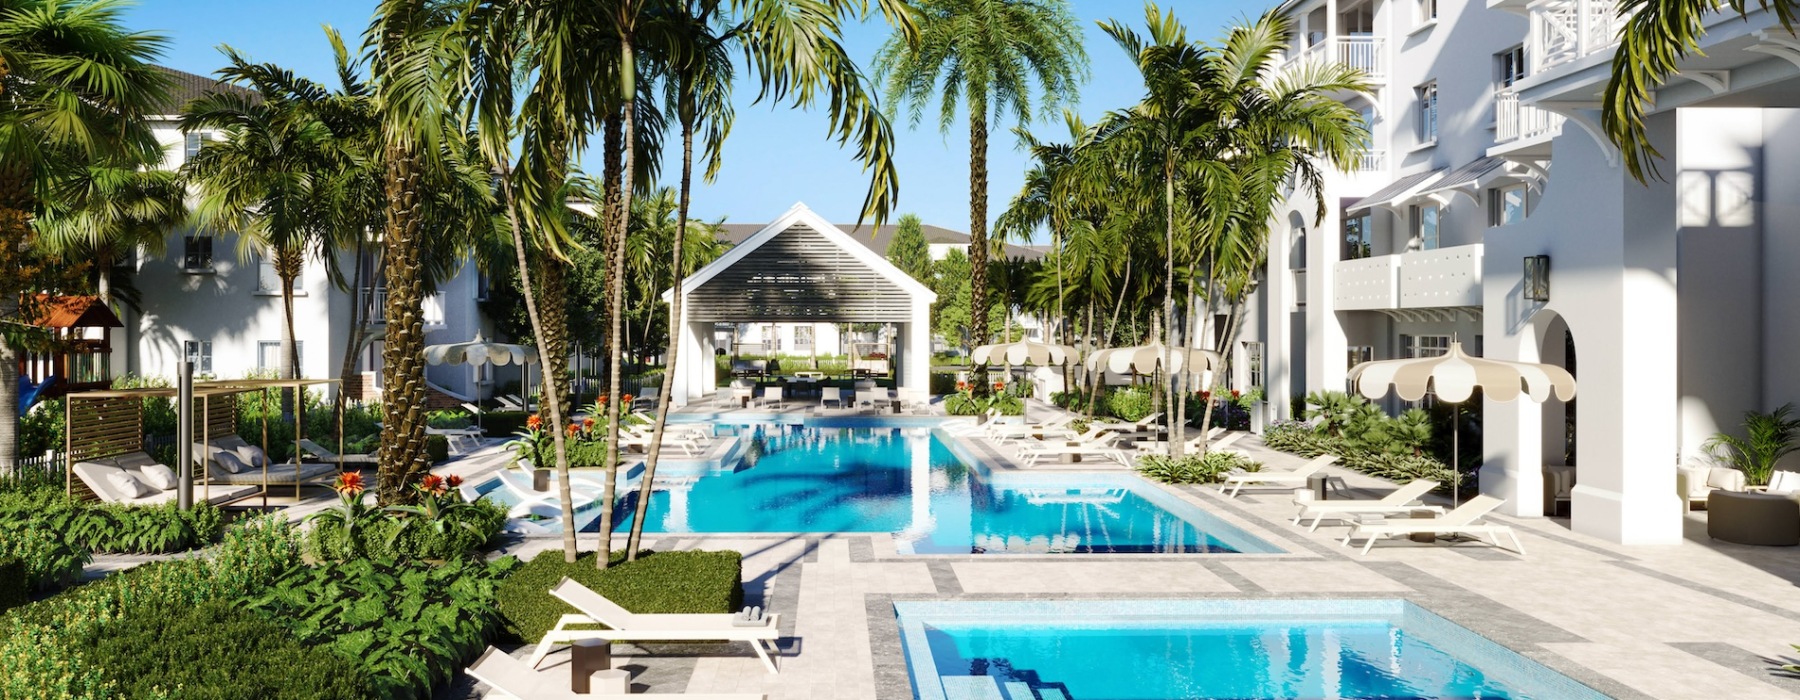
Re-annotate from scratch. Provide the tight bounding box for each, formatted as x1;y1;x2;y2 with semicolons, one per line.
106;471;152;499
208;451;247;475
1768;470;1799;495
140;463;176;490
236;445;268;469
1706;469;1741;491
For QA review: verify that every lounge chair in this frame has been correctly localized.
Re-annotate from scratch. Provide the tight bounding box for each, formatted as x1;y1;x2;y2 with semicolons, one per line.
820;386;844;409
758;387;784;409
1093;412;1165;439
856;388;889;410
632;387;661;412
1340;494;1523;555
72;453;258;506
621;428;705;457
460;402;485;417
468;647;765;700
1133;428;1242;455
297;438;377;465
986;416;1076;445
1219;454;1338;498
495;395;526;411
497;471;600;518
505;394;538;411
509;459;608;491
1293;479;1442;531
528;577;784;674
1016;428;1128;467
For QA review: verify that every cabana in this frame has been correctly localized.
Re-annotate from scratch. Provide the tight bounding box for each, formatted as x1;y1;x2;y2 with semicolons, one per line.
64;378;345;508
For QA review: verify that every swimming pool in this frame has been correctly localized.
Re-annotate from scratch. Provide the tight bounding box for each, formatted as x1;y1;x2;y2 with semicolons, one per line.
895;599;1609;700
475;420;1281;555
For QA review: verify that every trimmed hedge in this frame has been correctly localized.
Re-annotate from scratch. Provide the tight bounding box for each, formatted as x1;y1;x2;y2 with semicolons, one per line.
496;549;744;644
90;599;369;700
482;410;531;437
303;499;508;562
0;559;26;614
425;434;450;463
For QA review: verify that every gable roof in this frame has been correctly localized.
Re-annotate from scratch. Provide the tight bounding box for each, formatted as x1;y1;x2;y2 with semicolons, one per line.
30;295;123;329
714;221;1046;260
150;65;259;115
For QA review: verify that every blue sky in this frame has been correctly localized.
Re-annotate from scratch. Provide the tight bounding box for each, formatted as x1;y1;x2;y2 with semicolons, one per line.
122;0;1274;242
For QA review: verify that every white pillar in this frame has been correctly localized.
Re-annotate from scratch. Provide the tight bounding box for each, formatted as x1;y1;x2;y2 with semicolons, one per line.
672;315;709;407
902;302;932;403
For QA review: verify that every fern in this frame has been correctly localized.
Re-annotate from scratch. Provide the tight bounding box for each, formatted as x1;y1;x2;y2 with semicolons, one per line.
1702;403;1800;486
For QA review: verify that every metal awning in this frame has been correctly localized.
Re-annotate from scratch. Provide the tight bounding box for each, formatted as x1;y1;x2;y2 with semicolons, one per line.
1419;157;1506;196
1346;169;1444;213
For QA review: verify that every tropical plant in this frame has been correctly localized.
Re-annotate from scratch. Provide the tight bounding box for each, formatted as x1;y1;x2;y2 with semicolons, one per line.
0;0;169;475
306;472;381;548
875;0;1088;390
1135;450;1259;484
1702;403;1800;486
382;473;483;547
886;213;934;284
1304;390;1364;438
37;162;187;305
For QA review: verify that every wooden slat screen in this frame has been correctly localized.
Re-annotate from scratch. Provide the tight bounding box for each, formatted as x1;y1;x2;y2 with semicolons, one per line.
686;224;911;322
204;396;236;439
66;397;143;465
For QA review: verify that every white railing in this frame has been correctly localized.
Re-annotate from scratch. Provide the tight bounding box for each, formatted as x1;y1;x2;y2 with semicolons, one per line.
1355;150;1387;172
1296;36;1387;80
361;288;447;327
1399;244;1484;308
1495;90;1563;143
1529;0;1626;74
1333;255;1401;310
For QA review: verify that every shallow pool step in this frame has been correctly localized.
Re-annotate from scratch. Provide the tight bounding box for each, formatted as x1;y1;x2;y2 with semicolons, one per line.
1003;681;1070;700
940;676;1005;700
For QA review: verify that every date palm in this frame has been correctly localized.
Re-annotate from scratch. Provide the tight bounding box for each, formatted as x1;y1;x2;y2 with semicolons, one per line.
38;162;187;305
0;0;168;474
875;0;1087;392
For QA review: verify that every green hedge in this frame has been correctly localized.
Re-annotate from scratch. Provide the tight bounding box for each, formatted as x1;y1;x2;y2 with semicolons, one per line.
89;599;370;700
496;549;743;644
243;556;518;700
1106;387;1155;422
0;527;87;593
425;434;450;463
0;559;26;614
482;410;531;437
0;487;224;556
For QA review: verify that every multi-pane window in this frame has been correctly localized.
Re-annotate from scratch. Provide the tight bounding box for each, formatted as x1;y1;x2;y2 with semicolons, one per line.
1415;82;1439;143
183;235;214;272
794;325;814;350
1243;342;1264;390
1342;214;1373;260
1410;204;1441;250
258;341;304;373
1417;0;1438;22
1406;335;1451;358
182;132;216;162
1497;45;1528;88
1489;184;1529;226
257;250;303;293
183;340;213;374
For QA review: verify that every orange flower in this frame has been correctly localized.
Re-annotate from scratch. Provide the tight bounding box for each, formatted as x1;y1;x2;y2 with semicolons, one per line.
582;417;596;429
333;471;366;496
598;394;609;405
993;381;1005;391
446;474;464;489
419;474;447;496
622;394;634;403
566;423;580;437
526;414;543;430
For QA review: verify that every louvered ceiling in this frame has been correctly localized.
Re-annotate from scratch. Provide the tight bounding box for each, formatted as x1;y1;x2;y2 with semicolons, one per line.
685;224;913;323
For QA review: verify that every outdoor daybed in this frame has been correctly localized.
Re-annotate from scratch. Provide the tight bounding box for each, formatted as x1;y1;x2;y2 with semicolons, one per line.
194;437;339;486
73;452;257;506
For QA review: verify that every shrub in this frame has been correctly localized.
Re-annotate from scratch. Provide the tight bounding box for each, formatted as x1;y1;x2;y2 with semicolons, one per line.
482;410;530;436
929;371;958;395
0;487;224;555
89;599;370;700
305;501;506;563
426;409;473;429
1135;450;1260;484
19;398;64;462
0;559;27;614
1106;387;1155;422
1262;420;1462;491
425;434;450;463
244;556;519;700
1702;403;1800;486
496;549;743;644
0;527;88;592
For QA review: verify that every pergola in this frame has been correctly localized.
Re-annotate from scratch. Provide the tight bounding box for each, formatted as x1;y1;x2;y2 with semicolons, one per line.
663;203;936;405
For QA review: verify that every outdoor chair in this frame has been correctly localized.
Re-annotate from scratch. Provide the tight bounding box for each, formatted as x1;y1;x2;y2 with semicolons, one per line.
1340;494;1522;555
1092;413;1166;439
856;388;888;410
821;386;844;409
1678;465;1746;511
632;388;661;412
986;416;1076;445
496;471;600;518
73;453;257;506
495;395;526;411
528;577;784;674
1220;454;1339;498
759;387;784;409
1133;428;1240;455
467;647;765;700
297;438;377;465
1293;479;1443;531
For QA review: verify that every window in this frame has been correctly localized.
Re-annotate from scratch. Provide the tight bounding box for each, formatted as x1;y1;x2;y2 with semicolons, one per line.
794;325;814;350
763;324;781;352
1417;0;1438;23
476;269;490;301
1346;345;1374;390
1415;82;1439;143
1406;335;1451;358
1488;184;1529;226
258;341;304;373
1410;204;1441;250
256;250;303;293
1243;342;1264;390
1497;45;1528;88
183;235;214;272
183;340;213;374
1342;214;1373;260
182;131;216;162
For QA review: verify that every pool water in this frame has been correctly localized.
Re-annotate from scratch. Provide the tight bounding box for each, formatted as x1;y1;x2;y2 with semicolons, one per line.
896;600;1609;700
481;421;1280;555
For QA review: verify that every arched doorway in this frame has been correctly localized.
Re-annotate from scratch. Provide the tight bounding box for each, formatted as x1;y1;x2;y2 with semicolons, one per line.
1537;313;1577;518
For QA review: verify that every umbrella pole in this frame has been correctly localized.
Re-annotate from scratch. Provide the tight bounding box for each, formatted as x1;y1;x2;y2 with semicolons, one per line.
1452;402;1461;505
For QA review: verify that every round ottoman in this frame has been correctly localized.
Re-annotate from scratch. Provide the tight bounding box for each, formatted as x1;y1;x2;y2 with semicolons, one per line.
1707;491;1800;546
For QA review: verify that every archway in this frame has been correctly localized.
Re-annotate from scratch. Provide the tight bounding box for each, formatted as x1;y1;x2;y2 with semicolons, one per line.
1535;312;1577;518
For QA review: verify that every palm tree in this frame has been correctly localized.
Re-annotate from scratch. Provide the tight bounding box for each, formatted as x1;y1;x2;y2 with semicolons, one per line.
0;0;168;474
38;163;187;305
874;0;1088;393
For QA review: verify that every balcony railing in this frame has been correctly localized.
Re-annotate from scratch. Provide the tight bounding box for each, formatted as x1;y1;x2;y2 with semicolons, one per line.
1331;244;1484;310
1295;36;1387;81
1529;0;1626;74
1333;254;1400;310
361;288;446;328
1355;150;1386;173
1495;90;1563;143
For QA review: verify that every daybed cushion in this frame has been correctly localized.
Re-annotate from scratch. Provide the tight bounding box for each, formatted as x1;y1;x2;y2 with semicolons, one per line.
204;462;339;486
236;445;269;469
1707;468;1744;491
72;455;259;506
107;471;152;499
140;463;176;490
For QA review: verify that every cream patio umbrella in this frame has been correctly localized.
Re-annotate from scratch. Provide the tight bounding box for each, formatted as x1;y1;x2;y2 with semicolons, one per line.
424;332;540;428
971;340;1076;422
1348;340;1576;504
1086;342;1221;451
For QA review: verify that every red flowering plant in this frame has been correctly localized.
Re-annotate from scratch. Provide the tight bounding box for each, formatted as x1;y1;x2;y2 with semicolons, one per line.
305;470;380;540
505;414;552;470
384;472;483;547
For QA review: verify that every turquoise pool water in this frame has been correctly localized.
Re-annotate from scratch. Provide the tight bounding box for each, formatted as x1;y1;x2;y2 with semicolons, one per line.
477;420;1280;555
896;600;1610;700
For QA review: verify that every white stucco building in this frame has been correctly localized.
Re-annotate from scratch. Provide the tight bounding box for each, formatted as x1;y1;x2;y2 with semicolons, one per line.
1250;0;1800;544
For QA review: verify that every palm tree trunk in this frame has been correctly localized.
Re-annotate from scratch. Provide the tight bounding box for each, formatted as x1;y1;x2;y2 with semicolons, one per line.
1163;159;1183;458
598;34;637;569
0;175;32;475
376;144;433;503
1088;255;1132;418
334;237;370;427
626;103;695;562
968;108;990;395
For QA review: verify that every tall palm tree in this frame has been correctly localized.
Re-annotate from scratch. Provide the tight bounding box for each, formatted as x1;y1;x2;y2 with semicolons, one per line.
38;163;187;305
0;0;168;474
875;0;1087;391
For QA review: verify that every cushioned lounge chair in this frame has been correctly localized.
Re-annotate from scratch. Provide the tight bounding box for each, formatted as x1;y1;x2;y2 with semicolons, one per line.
528;577;784;673
1340;494;1522;555
297;438;377;465
468;646;765;699
73;453;257;506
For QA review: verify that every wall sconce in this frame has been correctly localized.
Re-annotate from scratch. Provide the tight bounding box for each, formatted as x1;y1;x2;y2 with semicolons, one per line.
1523;255;1551;302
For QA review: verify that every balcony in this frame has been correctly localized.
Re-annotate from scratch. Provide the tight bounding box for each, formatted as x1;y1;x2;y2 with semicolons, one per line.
362;288;447;328
1331;244;1483;311
1354;150;1386;173
1293;36;1387;81
1494;90;1563;143
1528;0;1626;74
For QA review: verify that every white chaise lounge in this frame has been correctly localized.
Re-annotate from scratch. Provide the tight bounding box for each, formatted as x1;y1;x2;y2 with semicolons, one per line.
1340;494;1523;555
528;577;784;674
497;471;600;518
1219;454;1338;498
73;452;257;506
1292;479;1442;531
467;647;765;700
297;438;377;465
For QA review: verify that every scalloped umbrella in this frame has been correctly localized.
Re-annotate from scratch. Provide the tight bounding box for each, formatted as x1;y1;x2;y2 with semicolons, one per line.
971;340;1076;421
1084;341;1220;377
1348;340;1576;504
425;332;540;429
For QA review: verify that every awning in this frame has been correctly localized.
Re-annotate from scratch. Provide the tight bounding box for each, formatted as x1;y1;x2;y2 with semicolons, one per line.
1346;170;1445;213
1419;156;1506;197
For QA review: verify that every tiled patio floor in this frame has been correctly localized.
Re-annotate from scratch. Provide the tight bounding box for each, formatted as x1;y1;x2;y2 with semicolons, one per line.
454;411;1800;700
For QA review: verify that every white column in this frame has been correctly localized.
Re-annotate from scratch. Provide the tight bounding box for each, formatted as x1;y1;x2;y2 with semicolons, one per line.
672;315;708;407
902;302;932;403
